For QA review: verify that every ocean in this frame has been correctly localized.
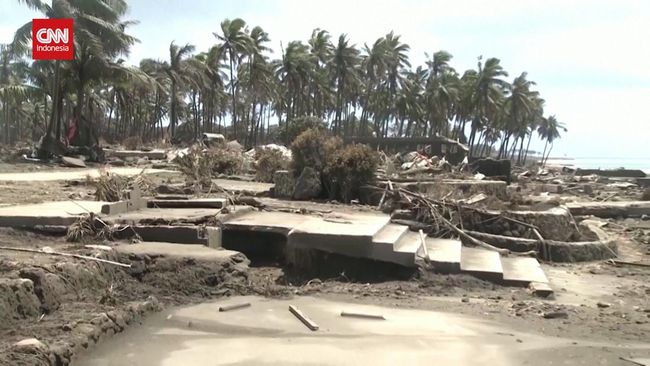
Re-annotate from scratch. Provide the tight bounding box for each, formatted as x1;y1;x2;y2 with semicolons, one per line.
544;157;650;174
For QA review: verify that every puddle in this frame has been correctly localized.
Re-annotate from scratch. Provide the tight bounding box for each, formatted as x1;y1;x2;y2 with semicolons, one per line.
73;295;646;366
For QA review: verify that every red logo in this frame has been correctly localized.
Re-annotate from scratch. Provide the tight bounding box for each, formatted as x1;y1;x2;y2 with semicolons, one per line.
32;18;74;60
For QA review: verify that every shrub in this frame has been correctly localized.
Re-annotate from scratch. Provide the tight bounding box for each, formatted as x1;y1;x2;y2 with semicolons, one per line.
254;148;290;183
123;136;142;150
282;116;327;144
211;147;243;175
173;146;214;188
290;128;341;176
323;143;378;203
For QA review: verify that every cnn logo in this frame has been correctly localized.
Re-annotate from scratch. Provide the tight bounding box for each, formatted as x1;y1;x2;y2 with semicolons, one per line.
36;28;69;44
32;18;74;60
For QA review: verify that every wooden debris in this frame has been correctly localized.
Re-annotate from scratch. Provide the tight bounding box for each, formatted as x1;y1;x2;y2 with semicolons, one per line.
289;305;319;331
340;311;385;320
0;246;131;268
218;302;251;312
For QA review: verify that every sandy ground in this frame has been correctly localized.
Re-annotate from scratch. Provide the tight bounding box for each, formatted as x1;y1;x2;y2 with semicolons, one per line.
75;295;650;366
0;165;648;365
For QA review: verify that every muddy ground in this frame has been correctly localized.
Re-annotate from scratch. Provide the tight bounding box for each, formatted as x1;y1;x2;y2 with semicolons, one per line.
0;166;649;365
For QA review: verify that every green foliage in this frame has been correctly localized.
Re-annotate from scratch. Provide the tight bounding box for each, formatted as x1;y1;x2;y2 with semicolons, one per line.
290;128;341;176
254;148;289;182
323;144;378;203
281;116;327;144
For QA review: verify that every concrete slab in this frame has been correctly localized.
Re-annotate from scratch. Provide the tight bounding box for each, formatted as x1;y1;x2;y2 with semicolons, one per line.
500;257;548;286
460;247;503;282
372;223;409;245
114;242;242;262
288;212;390;259
426;238;462;273
148;198;227;209
0;167;175;182
104;207;222;225
224;211;308;234
0;201;106;227
212;179;273;195
566;201;650;218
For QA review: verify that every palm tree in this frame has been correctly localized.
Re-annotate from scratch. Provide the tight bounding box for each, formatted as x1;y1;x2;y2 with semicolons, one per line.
166;42;195;138
468;57;509;156
14;0;137;155
538;115;566;166
424;50;459;136
330;34;360;135
214;18;251;140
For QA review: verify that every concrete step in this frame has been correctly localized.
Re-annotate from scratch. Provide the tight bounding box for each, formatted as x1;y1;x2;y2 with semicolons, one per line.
393;231;422;255
373;223;409;245
500;257;549;287
426;238;461;273
460;247;503;282
148;198;227;209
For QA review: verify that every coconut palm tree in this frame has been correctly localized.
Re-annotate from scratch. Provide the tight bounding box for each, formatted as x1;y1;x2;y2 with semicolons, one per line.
13;0;137;156
330;34;360;135
538;114;566;166
214;18;252;140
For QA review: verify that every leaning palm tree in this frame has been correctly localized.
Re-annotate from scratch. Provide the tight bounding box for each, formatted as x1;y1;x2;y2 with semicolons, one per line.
538;115;566;166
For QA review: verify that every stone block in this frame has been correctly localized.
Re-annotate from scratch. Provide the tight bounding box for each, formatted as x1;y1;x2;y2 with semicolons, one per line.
206;226;222;249
101;201;128;215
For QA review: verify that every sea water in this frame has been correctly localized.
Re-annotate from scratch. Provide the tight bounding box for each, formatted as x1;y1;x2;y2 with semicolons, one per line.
544;157;650;174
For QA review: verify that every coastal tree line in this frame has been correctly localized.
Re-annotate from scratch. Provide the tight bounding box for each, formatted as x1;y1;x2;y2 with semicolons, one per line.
0;0;566;163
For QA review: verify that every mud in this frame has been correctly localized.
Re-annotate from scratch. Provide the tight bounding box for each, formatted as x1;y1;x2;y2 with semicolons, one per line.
0;229;248;366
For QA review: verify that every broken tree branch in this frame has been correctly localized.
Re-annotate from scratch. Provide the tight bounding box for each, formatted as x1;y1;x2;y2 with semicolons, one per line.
0;246;131;268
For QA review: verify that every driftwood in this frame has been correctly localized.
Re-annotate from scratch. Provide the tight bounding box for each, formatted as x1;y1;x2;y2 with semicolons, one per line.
0;246;131;268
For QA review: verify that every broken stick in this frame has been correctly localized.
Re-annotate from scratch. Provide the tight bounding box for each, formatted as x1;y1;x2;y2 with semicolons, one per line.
418;229;430;263
0;246;131;268
289;305;319;331
341;311;385;320
218;302;251;312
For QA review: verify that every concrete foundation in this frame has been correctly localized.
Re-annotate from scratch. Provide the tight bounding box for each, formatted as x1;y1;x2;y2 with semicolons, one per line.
399;179;508;200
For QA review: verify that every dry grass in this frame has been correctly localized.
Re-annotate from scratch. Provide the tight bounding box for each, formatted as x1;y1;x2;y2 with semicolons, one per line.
93;168;129;202
90;168;155;201
66;214;113;242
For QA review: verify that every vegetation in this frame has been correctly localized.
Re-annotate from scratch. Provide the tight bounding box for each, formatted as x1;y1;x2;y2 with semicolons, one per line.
324;144;378;202
290;128;341;175
1;1;565;163
254;148;289;183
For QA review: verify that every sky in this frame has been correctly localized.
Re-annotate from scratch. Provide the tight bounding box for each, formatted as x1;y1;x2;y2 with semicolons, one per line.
1;0;649;159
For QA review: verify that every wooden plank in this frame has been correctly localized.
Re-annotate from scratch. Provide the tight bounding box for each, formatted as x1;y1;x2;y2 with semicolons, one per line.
289;305;319;331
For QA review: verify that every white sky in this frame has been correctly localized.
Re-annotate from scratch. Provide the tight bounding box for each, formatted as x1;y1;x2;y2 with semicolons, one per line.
1;0;649;158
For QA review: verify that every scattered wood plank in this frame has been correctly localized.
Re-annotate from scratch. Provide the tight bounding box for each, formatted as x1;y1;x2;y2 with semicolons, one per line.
340;311;385;320
289;305;319;331
218;302;251;312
